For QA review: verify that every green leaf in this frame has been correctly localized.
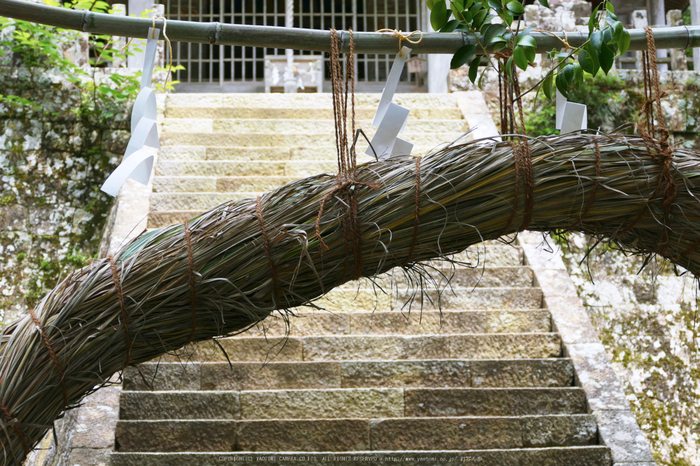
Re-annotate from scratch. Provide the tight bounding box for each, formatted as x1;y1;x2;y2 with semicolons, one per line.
472;9;488;28
606;1;614;13
431;1;449;31
617;29;631;55
441;19;460;32
499;10;514;25
599;42;614;74
428;0;436;9
488;0;502;10
590;30;602;51
573;62;583;85
588;5;600;34
556;71;569;98
452;0;465;10
506;0;524;14
543;73;554;99
538;0;549;8
584;43;600;75
578;49;595;74
602;27;613;44
524;45;536;63
517;34;536;49
451;3;466;21
612;21;624;42
562;63;575;83
513;46;528;71
450;44;476;69
468;57;480;83
484;24;506;45
491;39;508;51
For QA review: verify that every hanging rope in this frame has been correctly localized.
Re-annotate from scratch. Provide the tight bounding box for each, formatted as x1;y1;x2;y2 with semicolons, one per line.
622;27;676;255
316;29;377;281
497;50;534;236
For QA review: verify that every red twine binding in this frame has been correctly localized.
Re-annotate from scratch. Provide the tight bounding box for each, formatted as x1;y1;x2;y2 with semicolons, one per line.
0;403;29;454
256;196;281;305
498;57;534;236
403;156;422;266
29;308;68;407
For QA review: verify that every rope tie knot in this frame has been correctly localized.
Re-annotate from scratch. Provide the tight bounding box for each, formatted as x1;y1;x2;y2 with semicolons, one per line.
377;29;423;54
313;28;379;281
626;26;676;255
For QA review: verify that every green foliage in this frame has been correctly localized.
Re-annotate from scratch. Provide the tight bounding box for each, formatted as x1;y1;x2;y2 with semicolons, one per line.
0;2;141;122
428;0;629;98
525;73;645;135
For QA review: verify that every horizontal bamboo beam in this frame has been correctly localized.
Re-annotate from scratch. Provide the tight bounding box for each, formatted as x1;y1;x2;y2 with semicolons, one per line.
0;0;699;54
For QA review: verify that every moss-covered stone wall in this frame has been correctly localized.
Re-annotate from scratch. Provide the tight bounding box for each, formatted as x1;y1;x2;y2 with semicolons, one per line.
0;67;129;325
558;234;699;465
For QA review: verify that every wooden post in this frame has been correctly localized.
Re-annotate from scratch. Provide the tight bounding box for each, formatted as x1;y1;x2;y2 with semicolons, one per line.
127;0;152;69
633;10;648;70
284;0;297;93
667;10;687;70
649;0;668;70
692;0;700;70
112;4;127;68
427;0;451;93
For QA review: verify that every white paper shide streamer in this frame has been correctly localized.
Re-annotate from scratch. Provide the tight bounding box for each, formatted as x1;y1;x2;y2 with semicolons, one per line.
101;28;161;197
556;90;588;134
366;46;413;159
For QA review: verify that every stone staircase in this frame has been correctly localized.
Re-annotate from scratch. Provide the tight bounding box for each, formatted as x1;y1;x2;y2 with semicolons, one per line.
109;93;612;465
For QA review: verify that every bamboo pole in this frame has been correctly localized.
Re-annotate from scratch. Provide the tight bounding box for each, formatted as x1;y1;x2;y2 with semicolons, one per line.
0;0;699;54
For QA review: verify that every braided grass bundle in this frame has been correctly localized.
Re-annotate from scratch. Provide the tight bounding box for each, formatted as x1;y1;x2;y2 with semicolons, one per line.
1;132;699;464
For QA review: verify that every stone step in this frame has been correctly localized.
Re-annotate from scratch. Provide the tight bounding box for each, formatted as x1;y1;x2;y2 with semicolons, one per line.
164;106;465;120
161;333;561;363
158;145;441;162
111;446;613;465
135;280;539;312
114;414;597;453
309;286;542;313
154;160;339;177
246;308;550;338
123;358;574;391
152;175;298;193
160;131;468;148
387;265;533;288
162;118;468;135
164;93;461;109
